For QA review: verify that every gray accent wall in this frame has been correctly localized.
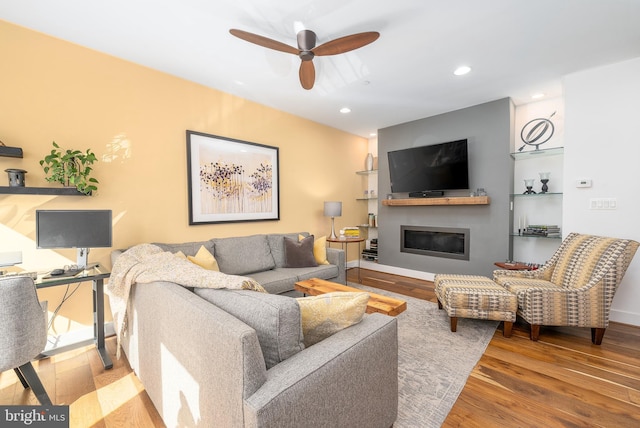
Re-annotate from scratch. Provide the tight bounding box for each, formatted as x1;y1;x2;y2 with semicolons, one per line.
377;98;514;277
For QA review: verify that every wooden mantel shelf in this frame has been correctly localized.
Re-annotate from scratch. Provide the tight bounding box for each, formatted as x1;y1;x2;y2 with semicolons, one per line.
382;196;490;206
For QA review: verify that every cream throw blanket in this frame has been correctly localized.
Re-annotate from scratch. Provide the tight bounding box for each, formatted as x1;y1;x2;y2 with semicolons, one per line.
107;243;265;358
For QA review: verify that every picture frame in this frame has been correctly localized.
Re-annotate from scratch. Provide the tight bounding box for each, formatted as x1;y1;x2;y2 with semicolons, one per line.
186;130;280;225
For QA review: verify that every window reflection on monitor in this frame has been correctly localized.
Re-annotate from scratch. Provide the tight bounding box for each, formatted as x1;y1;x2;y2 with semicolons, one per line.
36;210;112;268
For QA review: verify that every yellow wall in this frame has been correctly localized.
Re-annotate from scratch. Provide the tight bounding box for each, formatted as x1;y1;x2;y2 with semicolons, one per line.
0;20;368;332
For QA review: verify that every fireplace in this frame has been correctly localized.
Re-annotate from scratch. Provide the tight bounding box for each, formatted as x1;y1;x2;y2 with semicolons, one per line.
401;226;470;260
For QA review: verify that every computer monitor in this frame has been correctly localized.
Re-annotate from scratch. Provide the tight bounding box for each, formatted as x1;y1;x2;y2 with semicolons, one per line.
36;209;113;268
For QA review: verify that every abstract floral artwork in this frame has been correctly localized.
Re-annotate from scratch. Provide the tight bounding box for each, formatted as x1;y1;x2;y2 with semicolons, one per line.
187;131;279;224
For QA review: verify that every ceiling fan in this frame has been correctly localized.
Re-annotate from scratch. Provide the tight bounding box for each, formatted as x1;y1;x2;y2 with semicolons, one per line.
229;28;380;90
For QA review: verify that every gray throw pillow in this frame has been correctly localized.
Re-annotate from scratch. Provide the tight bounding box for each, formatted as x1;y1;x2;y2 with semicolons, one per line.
284;235;318;268
194;288;305;369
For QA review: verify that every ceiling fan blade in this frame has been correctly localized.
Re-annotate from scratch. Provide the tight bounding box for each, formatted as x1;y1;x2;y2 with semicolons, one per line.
229;29;299;55
299;60;316;90
312;31;380;56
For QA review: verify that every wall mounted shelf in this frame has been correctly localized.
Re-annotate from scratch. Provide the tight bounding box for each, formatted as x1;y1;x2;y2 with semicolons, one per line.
510;146;563;160
355;169;378;175
0;146;24;158
382;196;490;206
0;186;85;196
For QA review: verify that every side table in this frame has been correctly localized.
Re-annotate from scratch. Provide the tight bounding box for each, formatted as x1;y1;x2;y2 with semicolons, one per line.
494;262;535;271
326;236;365;283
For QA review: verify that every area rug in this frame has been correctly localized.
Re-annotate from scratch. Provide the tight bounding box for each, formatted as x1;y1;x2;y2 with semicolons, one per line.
348;283;498;428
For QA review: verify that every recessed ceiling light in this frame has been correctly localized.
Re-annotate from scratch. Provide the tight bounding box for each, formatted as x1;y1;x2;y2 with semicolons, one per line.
531;93;545;99
340;107;351;114
369;132;377;137
453;66;471;76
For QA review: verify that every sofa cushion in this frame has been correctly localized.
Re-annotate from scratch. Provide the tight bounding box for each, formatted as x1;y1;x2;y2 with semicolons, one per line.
289;264;340;282
248;269;300;295
296;291;369;347
213;235;275;275
284;235;318;268
268;232;308;268
194;288;304;369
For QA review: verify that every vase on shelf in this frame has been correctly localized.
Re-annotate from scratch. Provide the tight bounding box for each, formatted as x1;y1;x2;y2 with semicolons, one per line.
365;153;374;171
5;168;27;187
539;172;550;193
523;178;536;194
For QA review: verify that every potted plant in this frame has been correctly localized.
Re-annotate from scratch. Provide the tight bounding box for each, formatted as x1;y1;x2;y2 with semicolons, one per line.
39;141;99;195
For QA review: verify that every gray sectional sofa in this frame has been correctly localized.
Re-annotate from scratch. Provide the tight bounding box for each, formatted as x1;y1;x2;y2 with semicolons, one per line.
154;231;345;294
110;232;399;427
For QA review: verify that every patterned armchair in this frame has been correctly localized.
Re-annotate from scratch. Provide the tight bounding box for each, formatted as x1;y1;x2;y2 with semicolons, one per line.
493;233;639;345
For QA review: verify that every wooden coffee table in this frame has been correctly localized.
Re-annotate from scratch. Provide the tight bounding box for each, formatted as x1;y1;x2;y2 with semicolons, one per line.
294;278;407;316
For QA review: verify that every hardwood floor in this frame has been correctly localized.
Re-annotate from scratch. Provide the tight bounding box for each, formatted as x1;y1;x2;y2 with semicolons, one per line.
2;268;638;427
351;268;640;428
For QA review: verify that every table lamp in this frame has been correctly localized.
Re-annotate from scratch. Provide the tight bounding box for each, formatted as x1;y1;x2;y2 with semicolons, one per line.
324;201;342;239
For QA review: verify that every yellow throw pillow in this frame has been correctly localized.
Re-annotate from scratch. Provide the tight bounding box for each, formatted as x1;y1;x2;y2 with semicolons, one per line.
299;234;329;265
187;245;219;271
297;291;369;347
174;251;187;260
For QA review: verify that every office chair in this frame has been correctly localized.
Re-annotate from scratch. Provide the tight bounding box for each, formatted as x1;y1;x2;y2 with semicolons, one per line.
0;276;52;405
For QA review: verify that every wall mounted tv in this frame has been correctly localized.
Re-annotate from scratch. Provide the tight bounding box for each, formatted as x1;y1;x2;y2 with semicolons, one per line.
387;139;469;197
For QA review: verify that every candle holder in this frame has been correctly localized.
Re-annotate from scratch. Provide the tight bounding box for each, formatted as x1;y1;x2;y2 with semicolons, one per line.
539;172;550;193
523;178;536;194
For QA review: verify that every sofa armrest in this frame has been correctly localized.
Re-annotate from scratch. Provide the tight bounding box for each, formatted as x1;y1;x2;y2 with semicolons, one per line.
326;247;346;284
244;313;398;428
122;281;267;427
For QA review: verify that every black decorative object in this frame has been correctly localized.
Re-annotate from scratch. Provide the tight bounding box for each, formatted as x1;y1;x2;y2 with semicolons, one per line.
539;172;550;193
518;111;556;151
5;168;27;187
523;179;536;194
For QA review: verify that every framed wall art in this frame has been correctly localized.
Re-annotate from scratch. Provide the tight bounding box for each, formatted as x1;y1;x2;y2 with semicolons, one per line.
186;130;280;224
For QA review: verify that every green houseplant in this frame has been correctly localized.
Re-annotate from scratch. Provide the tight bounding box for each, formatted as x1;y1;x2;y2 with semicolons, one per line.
39;141;99;195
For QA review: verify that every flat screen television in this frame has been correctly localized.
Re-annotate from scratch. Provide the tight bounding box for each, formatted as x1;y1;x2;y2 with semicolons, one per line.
36;209;112;268
387;139;469;196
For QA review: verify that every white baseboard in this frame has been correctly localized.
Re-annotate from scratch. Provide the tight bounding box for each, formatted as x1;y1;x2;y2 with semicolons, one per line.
609;309;640;327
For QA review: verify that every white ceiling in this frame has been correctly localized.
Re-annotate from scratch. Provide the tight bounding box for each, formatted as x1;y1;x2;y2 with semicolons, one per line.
2;0;640;137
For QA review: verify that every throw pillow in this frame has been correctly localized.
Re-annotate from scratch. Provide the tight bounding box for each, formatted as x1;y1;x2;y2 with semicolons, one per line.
296;291;369;347
174;251;187;260
299;234;329;265
194;288;305;369
187;245;219;271
284;235;318;268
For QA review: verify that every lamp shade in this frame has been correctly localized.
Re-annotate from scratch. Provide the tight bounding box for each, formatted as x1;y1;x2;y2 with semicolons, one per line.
324;201;342;217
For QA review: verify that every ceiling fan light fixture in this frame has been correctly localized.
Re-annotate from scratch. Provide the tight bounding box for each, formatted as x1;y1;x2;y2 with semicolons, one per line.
454;65;472;76
229;27;380;90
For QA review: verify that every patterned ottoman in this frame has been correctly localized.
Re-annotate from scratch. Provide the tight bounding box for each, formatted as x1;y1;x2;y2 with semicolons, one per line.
434;274;517;337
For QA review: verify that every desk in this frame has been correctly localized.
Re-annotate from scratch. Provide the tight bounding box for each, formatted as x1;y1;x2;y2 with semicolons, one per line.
326;237;365;282
36;268;112;370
